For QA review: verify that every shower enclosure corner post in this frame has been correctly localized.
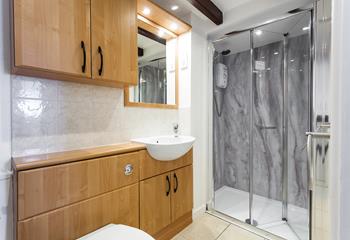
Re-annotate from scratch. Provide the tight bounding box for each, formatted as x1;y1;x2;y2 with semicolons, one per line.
248;29;254;225
282;33;289;221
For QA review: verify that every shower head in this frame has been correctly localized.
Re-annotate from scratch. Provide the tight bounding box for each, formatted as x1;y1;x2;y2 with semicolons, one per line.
213;49;231;61
221;49;231;56
288;8;304;14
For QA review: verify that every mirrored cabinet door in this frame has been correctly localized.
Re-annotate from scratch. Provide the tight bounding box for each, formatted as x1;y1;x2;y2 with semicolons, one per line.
125;19;179;109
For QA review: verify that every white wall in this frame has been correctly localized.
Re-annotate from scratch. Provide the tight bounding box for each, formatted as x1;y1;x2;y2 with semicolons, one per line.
0;0;13;239
190;14;210;216
330;0;350;239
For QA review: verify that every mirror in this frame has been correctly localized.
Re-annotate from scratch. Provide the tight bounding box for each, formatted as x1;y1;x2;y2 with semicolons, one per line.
125;20;178;109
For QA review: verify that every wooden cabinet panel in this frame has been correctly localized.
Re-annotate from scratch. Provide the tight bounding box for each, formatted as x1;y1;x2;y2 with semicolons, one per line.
171;165;193;222
91;0;137;84
17;184;139;240
18;152;140;220
140;172;171;235
140;149;193;180
14;0;91;77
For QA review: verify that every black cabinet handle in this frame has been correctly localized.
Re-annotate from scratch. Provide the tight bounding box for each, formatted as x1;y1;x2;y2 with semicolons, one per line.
174;173;178;193
81;41;86;73
166;175;170;196
98;46;103;76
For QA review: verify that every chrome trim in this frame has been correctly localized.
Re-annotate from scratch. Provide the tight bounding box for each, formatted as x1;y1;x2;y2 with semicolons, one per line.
124;164;134;176
309;7;315;240
307;134;314;191
306;132;331;138
248;29;254;223
282;34;289;220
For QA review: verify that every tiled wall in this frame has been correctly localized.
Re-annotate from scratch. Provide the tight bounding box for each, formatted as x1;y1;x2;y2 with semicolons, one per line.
12;75;190;157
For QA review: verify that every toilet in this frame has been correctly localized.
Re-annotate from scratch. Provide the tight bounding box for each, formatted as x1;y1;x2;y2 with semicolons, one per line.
78;224;155;240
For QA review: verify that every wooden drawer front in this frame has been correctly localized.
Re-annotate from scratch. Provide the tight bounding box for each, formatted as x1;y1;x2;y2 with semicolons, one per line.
140;149;193;180
18;152;140;220
17;184;139;240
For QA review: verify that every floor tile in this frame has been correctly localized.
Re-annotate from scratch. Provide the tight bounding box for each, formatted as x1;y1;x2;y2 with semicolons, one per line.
171;234;187;240
217;224;265;240
172;213;230;240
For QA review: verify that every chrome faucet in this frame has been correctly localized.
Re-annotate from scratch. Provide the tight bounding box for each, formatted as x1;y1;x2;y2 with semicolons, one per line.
173;123;179;137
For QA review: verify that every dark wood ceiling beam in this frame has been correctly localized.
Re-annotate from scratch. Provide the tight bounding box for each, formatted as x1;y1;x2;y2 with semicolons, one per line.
185;0;223;25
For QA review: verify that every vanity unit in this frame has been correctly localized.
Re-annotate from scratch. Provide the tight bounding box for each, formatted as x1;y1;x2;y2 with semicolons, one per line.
12;143;193;240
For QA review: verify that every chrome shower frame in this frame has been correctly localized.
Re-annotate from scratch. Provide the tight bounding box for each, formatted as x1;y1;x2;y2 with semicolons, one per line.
207;6;316;240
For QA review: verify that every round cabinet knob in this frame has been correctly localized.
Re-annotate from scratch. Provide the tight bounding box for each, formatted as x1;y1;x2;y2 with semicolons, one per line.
124;164;133;176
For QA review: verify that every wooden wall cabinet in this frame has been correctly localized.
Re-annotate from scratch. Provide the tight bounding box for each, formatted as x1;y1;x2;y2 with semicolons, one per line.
13;0;91;78
12;0;137;87
91;0;137;85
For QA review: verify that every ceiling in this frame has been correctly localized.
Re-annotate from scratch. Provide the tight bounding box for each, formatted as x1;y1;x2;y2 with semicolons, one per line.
214;11;311;55
150;0;313;38
150;0;192;24
211;0;252;12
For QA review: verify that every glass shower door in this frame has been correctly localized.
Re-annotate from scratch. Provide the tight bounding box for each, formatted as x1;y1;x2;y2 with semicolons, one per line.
286;12;312;240
251;28;284;226
251;12;312;240
211;10;313;240
212;31;252;223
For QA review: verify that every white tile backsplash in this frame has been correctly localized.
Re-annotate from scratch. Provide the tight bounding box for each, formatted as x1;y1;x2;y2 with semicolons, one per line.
12;75;189;157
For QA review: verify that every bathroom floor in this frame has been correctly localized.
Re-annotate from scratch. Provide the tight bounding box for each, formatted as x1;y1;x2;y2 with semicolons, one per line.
213;186;309;240
172;213;284;240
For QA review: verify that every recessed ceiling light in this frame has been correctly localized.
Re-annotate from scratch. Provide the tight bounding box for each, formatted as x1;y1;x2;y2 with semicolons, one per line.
143;7;151;15
158;29;164;37
302;26;310;31
171;5;179;11
170;23;178;31
255;30;263;36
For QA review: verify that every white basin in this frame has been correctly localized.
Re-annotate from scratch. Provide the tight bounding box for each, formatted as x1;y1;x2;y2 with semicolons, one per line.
132;135;195;161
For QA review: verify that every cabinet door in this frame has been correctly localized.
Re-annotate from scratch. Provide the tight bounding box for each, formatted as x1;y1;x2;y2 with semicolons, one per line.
140;172;171;235
14;0;91;76
171;165;193;222
91;0;137;85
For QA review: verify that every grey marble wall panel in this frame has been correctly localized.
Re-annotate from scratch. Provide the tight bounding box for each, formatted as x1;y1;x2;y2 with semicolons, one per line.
213;50;251;192
252;41;283;201
213;34;309;208
287;35;310;208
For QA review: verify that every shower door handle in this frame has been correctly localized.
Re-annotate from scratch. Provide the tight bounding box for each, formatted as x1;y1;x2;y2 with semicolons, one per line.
306;131;330;191
306;134;314;191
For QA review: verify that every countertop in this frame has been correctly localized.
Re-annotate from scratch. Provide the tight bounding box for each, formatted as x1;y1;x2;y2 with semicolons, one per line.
12;142;146;171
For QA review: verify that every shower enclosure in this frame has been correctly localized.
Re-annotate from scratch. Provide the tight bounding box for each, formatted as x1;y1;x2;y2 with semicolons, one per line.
210;11;313;240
